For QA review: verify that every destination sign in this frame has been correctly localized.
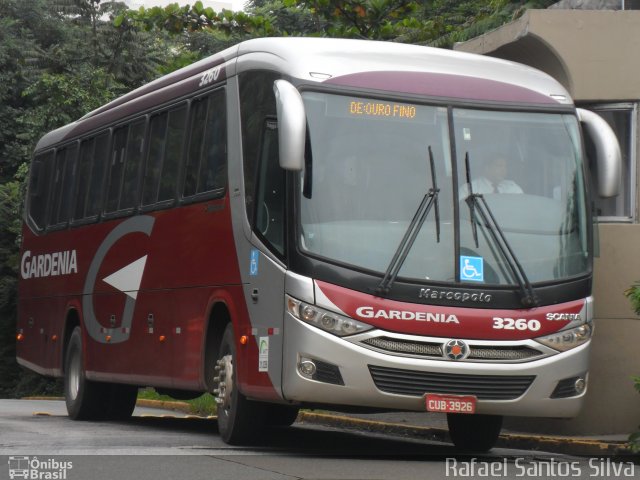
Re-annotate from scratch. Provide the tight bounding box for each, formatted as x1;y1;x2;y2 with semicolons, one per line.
348;101;417;120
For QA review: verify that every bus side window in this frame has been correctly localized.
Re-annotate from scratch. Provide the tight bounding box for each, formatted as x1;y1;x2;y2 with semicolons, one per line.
74;138;95;221
49;144;78;227
106;126;128;213
183;89;226;199
120;119;146;210
143;104;187;206
254;119;285;256
159;105;187;201
198;90;227;194
28;151;54;230
184;96;208;198
142;111;169;206
86;133;110;218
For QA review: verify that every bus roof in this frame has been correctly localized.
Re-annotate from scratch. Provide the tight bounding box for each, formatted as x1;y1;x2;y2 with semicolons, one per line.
35;37;572;152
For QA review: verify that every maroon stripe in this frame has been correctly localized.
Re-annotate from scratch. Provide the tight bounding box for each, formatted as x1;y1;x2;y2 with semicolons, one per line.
324;71;558;105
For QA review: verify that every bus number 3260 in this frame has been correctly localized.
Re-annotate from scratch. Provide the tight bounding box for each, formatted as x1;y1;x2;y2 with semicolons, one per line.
492;317;541;331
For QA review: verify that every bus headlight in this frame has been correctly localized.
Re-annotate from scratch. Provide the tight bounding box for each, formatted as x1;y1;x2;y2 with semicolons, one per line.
286;295;373;337
535;323;593;352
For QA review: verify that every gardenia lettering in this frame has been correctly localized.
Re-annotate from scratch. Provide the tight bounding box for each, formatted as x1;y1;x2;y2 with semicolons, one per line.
356;306;459;323
21;250;78;280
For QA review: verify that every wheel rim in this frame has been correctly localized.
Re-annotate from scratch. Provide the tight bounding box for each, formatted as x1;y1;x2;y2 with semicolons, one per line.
214;354;234;415
68;349;81;401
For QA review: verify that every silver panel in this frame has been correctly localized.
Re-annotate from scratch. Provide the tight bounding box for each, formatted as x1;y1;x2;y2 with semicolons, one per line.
235;37;572;105
282;313;589;417
285;271;315;304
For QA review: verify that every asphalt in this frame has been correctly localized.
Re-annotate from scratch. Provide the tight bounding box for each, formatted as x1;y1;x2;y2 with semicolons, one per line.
135;399;636;457
24;397;638;457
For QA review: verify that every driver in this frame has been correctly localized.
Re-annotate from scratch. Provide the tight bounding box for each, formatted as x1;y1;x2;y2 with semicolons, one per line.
459;154;523;198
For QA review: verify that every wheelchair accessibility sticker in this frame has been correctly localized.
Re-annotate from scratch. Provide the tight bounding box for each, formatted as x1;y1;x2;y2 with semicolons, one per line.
460;256;484;282
249;248;260;276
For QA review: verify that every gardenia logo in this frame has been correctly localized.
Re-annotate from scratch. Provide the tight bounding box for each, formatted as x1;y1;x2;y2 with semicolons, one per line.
355;306;459;323
8;456;73;479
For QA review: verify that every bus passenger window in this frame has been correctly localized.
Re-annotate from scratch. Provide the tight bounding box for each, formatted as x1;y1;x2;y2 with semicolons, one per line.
74;138;94;220
184;97;208;198
159;105;186;201
184;89;227;199
120;119;146;210
106;126;128;213
28;152;54;230
85;133;109;218
50;145;78;227
143;112;168;205
199;91;227;193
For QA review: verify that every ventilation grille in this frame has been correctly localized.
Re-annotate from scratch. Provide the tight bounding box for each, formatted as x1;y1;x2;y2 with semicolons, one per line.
368;365;535;400
361;336;543;362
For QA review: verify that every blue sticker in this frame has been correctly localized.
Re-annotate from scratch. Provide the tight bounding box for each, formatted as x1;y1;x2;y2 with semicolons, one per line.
249;249;260;276
460;256;484;282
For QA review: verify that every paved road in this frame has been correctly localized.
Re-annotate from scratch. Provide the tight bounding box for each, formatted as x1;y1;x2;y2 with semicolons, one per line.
0;400;636;480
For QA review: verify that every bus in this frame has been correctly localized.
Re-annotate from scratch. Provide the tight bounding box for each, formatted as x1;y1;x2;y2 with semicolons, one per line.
17;37;621;452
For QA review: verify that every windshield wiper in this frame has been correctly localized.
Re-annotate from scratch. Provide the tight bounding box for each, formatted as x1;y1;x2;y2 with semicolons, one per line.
463;153;538;308
376;146;440;296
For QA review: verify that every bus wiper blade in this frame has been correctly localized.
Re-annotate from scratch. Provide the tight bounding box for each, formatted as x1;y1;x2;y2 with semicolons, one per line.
376;146;440;296
465;152;479;248
465;192;538;308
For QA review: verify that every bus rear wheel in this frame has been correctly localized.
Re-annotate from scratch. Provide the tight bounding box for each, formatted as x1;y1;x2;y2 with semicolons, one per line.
64;327;107;420
104;384;138;420
447;413;503;452
214;323;266;444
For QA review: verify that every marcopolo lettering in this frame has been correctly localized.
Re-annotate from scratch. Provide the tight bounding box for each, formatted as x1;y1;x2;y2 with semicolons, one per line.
418;287;492;303
355;306;459;323
20;250;78;280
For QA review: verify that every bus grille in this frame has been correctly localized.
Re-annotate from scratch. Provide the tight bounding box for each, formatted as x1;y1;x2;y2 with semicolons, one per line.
361;337;543;362
368;365;535;400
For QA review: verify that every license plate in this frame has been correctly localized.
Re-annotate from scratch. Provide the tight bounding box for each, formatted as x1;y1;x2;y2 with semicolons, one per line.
425;394;476;414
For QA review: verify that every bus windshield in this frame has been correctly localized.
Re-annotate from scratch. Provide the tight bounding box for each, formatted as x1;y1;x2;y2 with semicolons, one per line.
299;92;589;287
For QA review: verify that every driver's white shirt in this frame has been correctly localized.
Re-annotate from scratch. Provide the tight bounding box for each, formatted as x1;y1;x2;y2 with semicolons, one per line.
459;177;523;198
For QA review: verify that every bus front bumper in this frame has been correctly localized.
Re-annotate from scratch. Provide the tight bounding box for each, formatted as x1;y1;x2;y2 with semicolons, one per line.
282;313;589;418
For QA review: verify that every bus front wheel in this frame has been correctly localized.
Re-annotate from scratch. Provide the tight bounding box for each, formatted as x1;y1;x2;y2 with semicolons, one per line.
215;323;266;444
447;413;503;452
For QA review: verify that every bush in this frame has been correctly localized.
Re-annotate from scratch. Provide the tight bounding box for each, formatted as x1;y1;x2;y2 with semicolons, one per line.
624;284;640;452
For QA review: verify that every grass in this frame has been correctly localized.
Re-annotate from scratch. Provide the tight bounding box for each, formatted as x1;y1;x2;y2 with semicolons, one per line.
138;388;217;416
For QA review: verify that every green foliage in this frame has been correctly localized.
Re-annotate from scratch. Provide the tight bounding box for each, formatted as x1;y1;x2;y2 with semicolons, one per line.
629;376;640;452
624;281;640;316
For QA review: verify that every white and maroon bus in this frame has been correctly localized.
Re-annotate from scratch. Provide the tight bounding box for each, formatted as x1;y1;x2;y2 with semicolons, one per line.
17;38;621;451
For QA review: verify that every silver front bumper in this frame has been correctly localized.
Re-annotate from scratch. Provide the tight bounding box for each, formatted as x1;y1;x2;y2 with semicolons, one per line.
282;313;589;417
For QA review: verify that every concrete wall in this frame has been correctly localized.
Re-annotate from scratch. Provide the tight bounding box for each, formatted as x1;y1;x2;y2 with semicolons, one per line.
457;10;640;101
506;225;640;435
457;10;640;435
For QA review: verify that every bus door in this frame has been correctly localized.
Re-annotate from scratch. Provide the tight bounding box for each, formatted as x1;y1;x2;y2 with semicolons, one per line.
242;118;287;400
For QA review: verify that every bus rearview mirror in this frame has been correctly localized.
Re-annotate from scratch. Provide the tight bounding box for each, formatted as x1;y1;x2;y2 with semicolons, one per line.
577;108;621;198
273;80;306;171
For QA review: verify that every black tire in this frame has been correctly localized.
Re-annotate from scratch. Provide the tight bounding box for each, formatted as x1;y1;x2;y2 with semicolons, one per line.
64;327;107;420
447;413;503;452
215;323;266;444
265;404;300;427
104;384;138;420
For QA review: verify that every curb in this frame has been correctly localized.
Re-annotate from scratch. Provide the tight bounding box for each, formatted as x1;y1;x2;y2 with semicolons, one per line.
297;412;634;456
135;398;192;414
